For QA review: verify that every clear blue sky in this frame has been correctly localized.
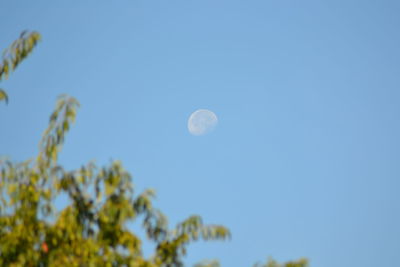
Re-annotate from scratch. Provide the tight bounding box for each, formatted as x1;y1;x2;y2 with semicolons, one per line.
1;1;400;266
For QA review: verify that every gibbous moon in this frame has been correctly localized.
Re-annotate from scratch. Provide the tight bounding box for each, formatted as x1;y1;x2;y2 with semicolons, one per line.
188;109;218;136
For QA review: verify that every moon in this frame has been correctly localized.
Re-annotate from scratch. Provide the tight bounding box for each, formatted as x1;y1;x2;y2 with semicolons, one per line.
188;109;218;136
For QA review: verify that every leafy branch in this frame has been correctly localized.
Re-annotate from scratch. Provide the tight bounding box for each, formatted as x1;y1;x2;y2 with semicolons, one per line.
0;30;41;104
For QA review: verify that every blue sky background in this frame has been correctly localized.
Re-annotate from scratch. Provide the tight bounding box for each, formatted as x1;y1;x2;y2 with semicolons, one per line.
1;1;400;266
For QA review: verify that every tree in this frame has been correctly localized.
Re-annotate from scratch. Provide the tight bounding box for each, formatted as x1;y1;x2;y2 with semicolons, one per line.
0;31;309;267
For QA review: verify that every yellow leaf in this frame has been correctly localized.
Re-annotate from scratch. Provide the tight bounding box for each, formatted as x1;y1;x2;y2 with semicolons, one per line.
8;184;16;194
0;89;8;104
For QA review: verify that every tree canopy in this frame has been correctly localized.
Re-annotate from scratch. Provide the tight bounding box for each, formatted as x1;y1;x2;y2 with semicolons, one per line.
0;31;308;267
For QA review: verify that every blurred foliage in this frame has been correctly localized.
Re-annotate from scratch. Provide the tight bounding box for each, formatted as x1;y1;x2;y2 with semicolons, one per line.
0;30;41;104
194;258;309;267
253;258;309;267
194;260;220;267
0;31;309;266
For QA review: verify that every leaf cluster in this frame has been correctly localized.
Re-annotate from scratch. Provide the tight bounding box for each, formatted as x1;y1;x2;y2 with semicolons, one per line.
0;30;41;104
254;258;309;267
194;258;309;267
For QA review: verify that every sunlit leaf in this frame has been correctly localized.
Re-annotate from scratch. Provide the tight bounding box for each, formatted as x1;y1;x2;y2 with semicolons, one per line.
0;89;8;104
